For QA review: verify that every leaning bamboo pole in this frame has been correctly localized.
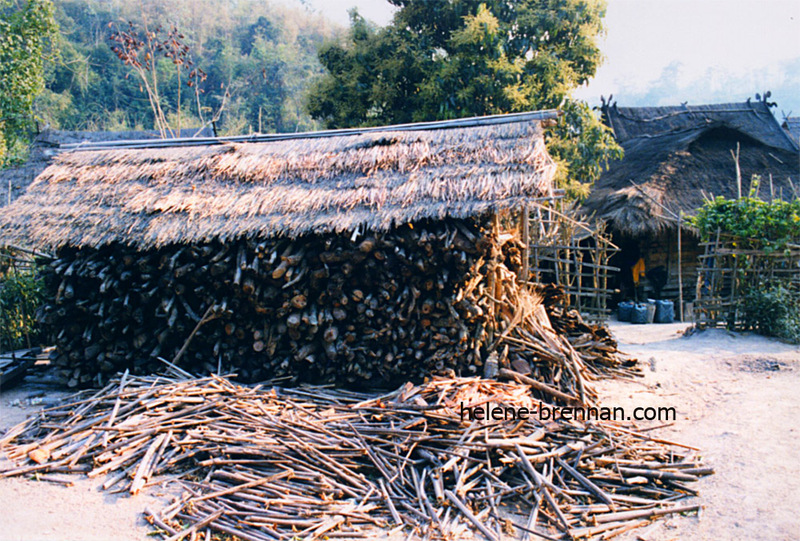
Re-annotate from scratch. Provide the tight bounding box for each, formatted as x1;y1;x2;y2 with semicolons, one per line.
678;210;684;322
521;205;530;285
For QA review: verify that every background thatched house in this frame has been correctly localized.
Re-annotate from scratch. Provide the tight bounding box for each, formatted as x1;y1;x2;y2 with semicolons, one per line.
0;127;213;209
582;99;800;308
0;112;559;386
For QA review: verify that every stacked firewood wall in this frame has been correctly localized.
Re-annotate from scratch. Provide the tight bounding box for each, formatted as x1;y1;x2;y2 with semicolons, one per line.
41;219;509;387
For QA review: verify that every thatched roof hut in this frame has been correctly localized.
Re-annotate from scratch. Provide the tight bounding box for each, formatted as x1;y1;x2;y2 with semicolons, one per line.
583;99;800;238
2;112;562;387
581;99;800;307
0;112;558;250
0;127;213;209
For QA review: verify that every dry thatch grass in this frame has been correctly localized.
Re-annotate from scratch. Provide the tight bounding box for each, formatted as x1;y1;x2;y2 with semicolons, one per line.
0;120;556;249
0;128;215;210
785;117;800;144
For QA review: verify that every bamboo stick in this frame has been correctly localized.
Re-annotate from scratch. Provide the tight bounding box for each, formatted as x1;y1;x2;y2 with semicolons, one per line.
0;372;711;541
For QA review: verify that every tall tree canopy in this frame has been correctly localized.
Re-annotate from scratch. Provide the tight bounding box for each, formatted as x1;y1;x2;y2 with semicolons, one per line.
307;0;621;192
0;0;57;165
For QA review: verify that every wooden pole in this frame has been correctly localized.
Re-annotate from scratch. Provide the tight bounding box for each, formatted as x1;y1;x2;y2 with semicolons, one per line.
677;211;684;322
172;306;219;367
522;205;530;286
732;143;742;199
532;206;541;283
729;242;739;328
487;213;500;344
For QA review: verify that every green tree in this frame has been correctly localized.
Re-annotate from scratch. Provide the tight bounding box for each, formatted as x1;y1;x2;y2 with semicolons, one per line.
34;0;333;136
0;0;57;165
307;1;621;193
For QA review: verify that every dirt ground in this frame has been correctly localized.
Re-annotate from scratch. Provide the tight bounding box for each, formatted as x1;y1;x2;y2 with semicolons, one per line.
1;322;799;541
0;379;167;541
600;322;800;541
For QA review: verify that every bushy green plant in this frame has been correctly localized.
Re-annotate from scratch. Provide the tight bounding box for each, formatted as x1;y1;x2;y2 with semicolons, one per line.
0;0;58;166
0;269;46;351
306;1;622;191
693;187;800;251
741;282;800;344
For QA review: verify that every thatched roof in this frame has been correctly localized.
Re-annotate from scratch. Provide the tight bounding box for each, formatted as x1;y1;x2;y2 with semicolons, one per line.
0;112;558;250
583;100;800;237
784;117;800;144
0;127;213;209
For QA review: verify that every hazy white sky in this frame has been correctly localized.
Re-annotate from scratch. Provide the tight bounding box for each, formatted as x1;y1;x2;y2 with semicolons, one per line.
574;0;800;113
299;0;800;114
304;0;395;26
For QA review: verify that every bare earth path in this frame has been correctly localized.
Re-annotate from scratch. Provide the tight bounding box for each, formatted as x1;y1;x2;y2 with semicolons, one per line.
600;322;800;541
1;323;799;540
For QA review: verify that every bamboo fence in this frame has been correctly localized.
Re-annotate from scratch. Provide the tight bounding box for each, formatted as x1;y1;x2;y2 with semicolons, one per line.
521;198;619;324
694;231;800;329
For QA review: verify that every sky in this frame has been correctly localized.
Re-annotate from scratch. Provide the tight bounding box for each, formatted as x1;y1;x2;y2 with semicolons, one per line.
298;0;800;118
573;0;800;116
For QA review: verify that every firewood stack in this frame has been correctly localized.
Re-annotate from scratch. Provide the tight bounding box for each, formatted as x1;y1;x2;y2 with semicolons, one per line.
39;217;634;390
40;219;490;387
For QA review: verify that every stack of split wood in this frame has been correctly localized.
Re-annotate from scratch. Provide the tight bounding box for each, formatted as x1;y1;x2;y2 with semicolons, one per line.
0;372;710;540
39;218;635;391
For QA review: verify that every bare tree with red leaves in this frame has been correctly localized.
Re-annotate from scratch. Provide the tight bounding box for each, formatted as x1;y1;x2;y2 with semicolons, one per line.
109;21;208;138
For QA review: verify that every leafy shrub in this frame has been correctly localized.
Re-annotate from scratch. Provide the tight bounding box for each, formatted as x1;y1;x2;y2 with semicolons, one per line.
741;283;800;344
0;269;46;351
693;188;800;251
693;179;800;341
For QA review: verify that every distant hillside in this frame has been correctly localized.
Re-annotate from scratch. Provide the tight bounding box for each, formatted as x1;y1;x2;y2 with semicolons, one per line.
36;0;339;135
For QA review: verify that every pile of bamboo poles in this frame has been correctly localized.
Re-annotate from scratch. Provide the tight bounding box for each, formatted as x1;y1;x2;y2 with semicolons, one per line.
1;370;709;540
483;279;639;406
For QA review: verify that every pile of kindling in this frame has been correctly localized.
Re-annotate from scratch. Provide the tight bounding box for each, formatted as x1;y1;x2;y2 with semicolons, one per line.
1;371;710;540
